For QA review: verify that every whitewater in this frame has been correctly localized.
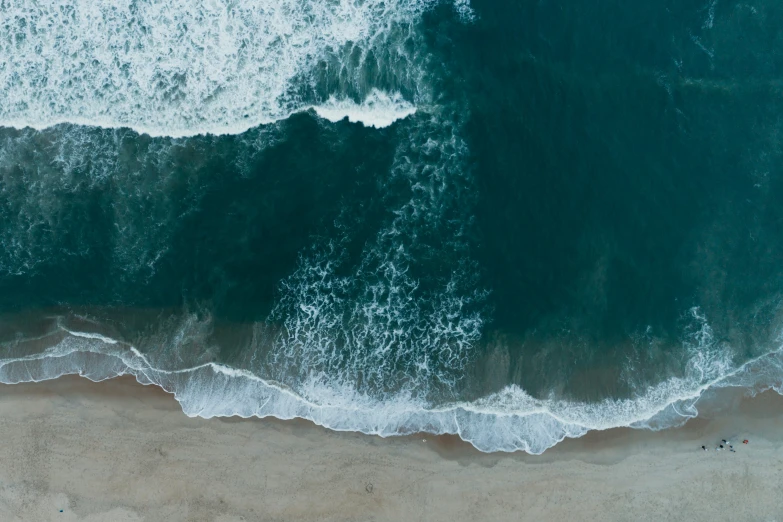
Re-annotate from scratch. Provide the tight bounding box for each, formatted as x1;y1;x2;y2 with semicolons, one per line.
0;0;439;135
1;312;782;454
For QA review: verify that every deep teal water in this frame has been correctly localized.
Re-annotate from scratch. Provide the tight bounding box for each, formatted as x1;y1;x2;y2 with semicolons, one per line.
1;0;782;452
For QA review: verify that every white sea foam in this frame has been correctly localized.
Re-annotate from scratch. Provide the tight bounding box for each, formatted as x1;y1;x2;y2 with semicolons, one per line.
268;113;485;395
0;0;458;136
62;329;118;345
312;90;417;128
2;309;781;454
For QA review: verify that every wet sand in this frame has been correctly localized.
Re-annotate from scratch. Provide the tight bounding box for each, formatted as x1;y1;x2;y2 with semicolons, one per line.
1;376;782;521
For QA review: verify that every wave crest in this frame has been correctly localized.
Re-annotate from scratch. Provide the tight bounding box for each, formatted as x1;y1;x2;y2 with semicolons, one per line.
313;90;417;128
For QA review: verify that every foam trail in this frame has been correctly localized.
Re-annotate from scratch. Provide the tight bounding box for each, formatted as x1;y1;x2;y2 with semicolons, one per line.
267;113;485;397
62;329;119;345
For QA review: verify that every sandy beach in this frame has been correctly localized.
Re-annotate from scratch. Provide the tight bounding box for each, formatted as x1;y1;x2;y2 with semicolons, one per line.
0;377;780;521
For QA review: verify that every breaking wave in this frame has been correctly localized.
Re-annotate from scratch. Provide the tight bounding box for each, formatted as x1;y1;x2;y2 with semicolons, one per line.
312;90;417;128
2;309;782;454
0;0;468;136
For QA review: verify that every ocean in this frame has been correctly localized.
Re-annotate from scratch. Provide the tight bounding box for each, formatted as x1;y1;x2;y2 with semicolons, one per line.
1;0;782;453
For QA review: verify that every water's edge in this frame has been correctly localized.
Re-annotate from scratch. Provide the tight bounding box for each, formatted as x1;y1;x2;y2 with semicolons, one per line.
2;327;782;454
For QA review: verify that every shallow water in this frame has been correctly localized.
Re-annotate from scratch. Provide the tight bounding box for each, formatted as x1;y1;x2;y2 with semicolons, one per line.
1;0;783;453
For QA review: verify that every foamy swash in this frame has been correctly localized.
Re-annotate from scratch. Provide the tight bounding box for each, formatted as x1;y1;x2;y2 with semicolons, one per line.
0;319;781;454
0;0;454;135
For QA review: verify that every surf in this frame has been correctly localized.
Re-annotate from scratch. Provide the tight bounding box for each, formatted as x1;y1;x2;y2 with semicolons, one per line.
1;316;781;454
0;0;468;137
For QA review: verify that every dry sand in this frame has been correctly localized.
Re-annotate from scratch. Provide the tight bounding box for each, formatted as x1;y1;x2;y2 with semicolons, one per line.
1;376;782;521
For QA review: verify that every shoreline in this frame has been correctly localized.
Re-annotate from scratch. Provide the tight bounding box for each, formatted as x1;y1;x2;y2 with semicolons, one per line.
1;376;782;520
3;309;779;455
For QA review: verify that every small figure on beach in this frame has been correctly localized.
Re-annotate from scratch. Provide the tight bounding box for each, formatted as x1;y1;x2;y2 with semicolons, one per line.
701;445;707;451
719;444;724;449
722;439;729;445
743;439;749;444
